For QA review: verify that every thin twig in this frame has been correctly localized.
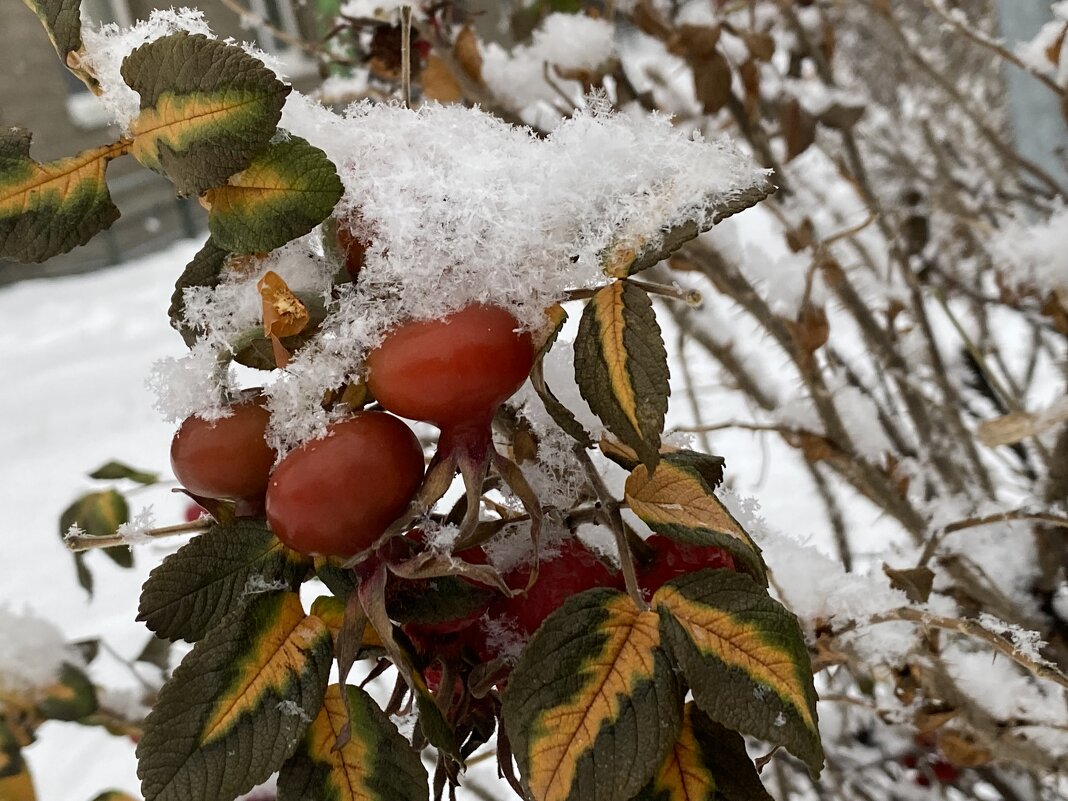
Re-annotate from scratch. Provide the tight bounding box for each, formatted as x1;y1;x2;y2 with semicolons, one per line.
921;0;1065;97
65;519;211;552
400;6;413;108
918;509;1068;566
867;607;1068;692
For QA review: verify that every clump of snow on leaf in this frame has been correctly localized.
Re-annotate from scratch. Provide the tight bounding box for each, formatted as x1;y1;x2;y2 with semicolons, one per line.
1015;2;1068;85
255;96;767;451
0;607;76;695
481;13;616;113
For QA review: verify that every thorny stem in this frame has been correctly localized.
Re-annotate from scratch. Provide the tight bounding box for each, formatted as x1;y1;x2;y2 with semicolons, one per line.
65;519;211;552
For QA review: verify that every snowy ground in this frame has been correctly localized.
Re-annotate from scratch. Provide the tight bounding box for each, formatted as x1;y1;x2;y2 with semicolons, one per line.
0;237;893;800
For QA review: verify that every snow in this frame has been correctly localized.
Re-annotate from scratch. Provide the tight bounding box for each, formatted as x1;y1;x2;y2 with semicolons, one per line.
991;203;1068;295
482;13;617;112
0;607;75;696
80;8;215;132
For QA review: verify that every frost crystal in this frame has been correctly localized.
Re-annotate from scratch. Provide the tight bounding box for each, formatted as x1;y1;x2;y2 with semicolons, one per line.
276;699;312;722
117;506;157;544
977;613;1052;665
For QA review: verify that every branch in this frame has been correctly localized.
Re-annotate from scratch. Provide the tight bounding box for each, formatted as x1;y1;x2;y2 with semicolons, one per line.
918;509;1068;566
921;0;1066;97
65;519;210;552
868;607;1068;692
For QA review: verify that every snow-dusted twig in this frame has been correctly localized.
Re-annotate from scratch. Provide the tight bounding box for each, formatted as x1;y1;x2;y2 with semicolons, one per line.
65;519;211;552
918;509;1068;566
921;0;1065;97
868;607;1068;692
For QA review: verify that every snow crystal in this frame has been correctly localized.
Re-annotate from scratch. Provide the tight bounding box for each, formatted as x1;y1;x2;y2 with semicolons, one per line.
80;9;214;132
244;575;291;596
976;613;1051;665
0;607;74;695
148;340;234;423
479;612;527;664
116;506;157;544
63;523;87;543
264;98;767;451
276;699;312;722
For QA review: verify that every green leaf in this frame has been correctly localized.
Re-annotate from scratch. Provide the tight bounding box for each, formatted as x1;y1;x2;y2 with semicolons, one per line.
169;238;230;346
575;281;669;470
277;684;429;801
122;33;291;196
0;129;121;263
633;703;773;801
206;134;344;253
138;519;311;642
502;588;682;801
60;489;132;571
137;592;333;801
34;663;98;722
655;570;823;775
624;456;766;585
21;0;99;92
88;461;160;485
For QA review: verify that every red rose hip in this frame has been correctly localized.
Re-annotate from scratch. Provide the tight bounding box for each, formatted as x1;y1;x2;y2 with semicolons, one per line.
266;412;425;557
170;399;275;502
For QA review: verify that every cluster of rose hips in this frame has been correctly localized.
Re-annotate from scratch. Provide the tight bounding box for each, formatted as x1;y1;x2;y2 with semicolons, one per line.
169;226;738;685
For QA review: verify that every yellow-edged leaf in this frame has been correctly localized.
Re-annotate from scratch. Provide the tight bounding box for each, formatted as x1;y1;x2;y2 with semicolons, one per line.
625;456;766;583
574;281;669;469
277;684;428;800
0;130;122;263
655;571;823;775
502;589;682;801
136;592;332;801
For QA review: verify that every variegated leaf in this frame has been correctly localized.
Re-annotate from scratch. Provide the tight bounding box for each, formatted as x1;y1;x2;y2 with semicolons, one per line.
502;589;682;801
277;684;429;800
0;129;121;263
574;281;669;469
655;570;823;774
625;456;766;584
136;592;332;801
205;134;343;253
122;33;290;196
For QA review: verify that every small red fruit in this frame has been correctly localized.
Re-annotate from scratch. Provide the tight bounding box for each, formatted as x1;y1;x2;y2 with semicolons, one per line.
637;535;735;596
170;399;275;503
365;304;535;432
489;539;621;647
265;412;425;557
